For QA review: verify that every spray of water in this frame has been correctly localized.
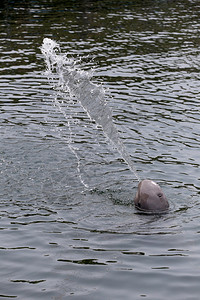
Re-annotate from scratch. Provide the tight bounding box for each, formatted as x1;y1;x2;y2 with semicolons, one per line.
41;38;140;182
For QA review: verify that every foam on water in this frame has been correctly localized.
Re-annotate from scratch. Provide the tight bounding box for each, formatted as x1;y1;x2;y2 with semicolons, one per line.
41;38;140;182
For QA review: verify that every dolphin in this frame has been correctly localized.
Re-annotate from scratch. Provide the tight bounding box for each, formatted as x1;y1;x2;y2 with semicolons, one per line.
134;179;169;213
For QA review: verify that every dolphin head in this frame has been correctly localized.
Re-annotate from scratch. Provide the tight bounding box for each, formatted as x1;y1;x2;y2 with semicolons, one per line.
134;179;169;213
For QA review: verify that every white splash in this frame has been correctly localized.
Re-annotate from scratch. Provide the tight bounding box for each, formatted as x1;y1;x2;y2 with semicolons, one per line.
41;38;140;182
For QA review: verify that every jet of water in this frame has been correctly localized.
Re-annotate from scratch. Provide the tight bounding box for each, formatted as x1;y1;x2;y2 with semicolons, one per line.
41;38;140;182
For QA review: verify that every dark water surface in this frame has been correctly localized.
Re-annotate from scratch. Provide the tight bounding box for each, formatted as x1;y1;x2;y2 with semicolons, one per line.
1;0;200;299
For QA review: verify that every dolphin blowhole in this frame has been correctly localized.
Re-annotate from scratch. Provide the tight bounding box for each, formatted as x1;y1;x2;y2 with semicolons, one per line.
134;179;169;213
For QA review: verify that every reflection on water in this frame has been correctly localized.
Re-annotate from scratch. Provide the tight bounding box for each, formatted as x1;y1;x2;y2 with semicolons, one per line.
0;0;200;299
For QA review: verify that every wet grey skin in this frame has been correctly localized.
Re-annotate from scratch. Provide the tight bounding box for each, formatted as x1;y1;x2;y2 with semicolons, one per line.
134;179;169;213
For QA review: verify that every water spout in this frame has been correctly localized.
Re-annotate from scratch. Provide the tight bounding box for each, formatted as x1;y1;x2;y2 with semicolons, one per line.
41;38;140;182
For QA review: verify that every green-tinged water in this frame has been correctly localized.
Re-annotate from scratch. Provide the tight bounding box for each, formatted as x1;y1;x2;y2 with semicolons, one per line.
0;0;200;299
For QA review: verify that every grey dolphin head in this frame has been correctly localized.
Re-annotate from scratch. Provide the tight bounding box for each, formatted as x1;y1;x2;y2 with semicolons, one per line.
134;179;169;213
